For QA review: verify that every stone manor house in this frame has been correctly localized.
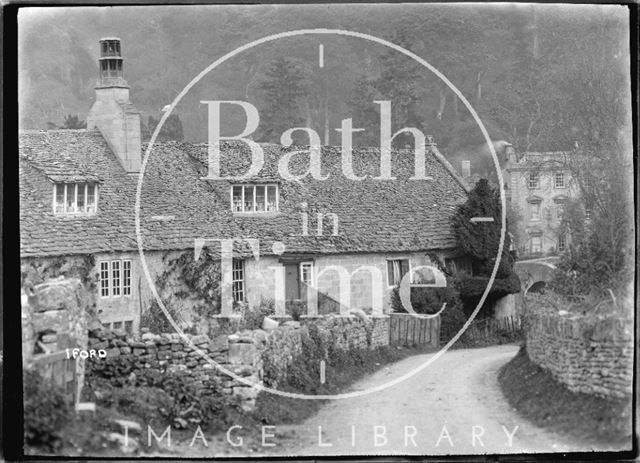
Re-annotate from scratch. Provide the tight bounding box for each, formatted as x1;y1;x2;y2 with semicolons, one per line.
501;146;582;259
20;38;473;335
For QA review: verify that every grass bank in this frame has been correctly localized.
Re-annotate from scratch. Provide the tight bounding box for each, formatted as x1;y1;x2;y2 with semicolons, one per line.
253;343;436;425
498;346;632;445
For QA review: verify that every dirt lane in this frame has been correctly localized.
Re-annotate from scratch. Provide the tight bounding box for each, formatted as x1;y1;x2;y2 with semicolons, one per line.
159;344;603;458
264;344;596;456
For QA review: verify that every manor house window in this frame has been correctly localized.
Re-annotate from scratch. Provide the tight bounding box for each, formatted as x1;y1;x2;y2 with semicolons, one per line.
231;184;278;213
528;172;540;189
529;201;541;221
530;236;542;254
557;234;566;252
554;198;566;220
54;182;98;215
99;259;132;298
554;172;565;188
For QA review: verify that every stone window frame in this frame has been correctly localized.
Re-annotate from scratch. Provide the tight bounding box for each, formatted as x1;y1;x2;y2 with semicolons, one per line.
53;182;98;215
528;172;540;189
99;259;133;299
529;200;542;221
530;235;542;254
232;259;245;303
231;183;279;214
386;258;411;288
554;171;566;189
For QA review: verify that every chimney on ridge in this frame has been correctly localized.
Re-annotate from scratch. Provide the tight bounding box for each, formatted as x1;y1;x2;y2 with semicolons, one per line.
87;38;141;173
504;143;517;164
461;160;471;178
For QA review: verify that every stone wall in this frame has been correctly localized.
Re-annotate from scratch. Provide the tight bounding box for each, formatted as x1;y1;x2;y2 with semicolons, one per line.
86;314;390;410
525;310;633;398
22;277;90;363
244;252;441;313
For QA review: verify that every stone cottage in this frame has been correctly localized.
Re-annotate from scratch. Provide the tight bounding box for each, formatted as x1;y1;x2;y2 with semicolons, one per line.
20;38;473;334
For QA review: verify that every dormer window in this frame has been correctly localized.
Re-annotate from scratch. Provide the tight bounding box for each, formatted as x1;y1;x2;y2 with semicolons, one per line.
54;182;98;215
231;184;278;213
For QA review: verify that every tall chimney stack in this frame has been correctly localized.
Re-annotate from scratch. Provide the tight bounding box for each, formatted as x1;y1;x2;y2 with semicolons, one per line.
87;38;141;174
504;143;516;164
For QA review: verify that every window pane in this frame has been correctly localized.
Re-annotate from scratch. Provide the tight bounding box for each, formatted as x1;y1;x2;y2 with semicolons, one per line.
558;235;566;252
244;186;255;212
232;186;243;212
100;262;110;297
531;237;542;253
256;185;266;212
113;321;123;330
76;184;86;212
267;185;277;212
112;260;121;296
66;184;76;213
232;260;245;302
55;184;65;213
123;260;131;296
301;262;313;285
86;184;96;213
124;320;133;334
400;260;410;279
531;203;540;220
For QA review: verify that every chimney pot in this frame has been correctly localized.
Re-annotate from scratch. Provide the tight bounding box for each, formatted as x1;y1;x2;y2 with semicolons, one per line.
87;38;141;173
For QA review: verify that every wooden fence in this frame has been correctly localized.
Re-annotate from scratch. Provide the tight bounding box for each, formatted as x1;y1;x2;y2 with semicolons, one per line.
31;351;79;404
389;313;440;348
441;314;522;344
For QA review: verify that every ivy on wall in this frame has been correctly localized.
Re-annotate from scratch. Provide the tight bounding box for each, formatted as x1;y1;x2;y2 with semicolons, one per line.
140;249;222;333
21;255;98;316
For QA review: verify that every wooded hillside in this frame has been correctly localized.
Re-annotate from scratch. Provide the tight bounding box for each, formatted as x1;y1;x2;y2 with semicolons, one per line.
18;4;630;175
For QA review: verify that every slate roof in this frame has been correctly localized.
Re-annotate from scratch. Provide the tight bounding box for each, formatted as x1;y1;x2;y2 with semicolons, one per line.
20;129;469;258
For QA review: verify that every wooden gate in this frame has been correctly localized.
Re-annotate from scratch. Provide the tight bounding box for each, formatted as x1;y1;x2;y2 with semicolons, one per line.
31;351;79;404
389;313;440;348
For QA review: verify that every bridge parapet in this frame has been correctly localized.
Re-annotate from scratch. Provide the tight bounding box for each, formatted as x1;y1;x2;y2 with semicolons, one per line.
515;260;557;293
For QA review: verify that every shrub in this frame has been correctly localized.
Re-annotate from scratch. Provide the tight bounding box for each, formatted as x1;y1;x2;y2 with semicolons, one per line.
240;297;275;330
390;285;468;343
23;369;72;452
286;300;306;321
94;369;242;432
140;300;185;334
96;383;174;428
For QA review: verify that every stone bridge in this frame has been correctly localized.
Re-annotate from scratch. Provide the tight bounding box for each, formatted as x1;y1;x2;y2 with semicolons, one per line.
514;258;558;293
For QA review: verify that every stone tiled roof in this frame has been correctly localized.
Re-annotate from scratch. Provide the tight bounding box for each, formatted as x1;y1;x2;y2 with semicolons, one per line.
20;130;469;258
20;131;102;183
507;151;573;171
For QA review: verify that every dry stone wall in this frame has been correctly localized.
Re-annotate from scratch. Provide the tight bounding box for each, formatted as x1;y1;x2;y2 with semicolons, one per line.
21;277;90;363
525;310;633;399
87;314;390;411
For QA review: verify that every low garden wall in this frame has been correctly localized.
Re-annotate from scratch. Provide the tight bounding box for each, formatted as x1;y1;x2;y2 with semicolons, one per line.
87;314;390;411
525;310;633;398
